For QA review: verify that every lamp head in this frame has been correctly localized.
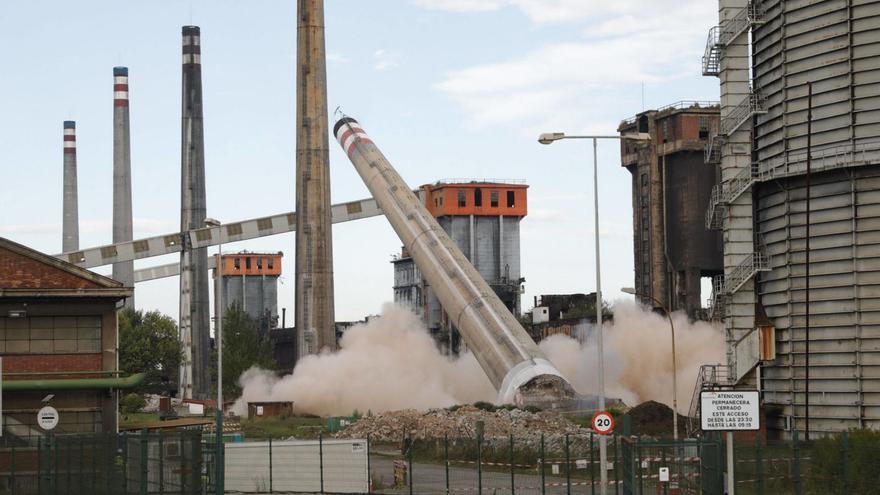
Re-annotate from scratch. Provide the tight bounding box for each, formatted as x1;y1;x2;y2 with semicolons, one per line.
621;132;651;142
621;287;637;295
204;217;221;227
538;132;565;145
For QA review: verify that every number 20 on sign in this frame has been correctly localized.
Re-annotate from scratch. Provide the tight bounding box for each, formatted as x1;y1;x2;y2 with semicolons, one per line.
591;411;615;435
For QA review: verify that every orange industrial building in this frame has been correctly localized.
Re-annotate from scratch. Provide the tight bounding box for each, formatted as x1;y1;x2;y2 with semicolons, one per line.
213;252;283;328
393;180;527;354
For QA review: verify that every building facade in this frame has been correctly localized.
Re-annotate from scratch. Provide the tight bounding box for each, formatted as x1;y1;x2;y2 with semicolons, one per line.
392;180;527;353
619;102;724;320
0;237;138;439
214;252;282;329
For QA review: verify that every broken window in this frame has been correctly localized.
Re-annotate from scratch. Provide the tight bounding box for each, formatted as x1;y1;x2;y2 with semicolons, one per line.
458;189;466;207
246;257;252;270
474;188;483;207
268;258;274;269
507;191;515;208
490;190;499;207
234;258;241;270
699;116;710;139
257;257;263;269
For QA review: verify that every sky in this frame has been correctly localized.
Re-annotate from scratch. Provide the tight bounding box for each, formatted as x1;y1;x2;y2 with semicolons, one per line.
0;0;719;322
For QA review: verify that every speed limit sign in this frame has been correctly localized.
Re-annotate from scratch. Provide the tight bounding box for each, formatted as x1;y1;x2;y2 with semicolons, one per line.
591;411;616;435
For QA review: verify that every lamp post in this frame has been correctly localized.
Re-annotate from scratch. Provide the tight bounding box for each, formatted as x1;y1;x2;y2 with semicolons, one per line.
621;287;678;440
204;217;223;494
538;131;650;495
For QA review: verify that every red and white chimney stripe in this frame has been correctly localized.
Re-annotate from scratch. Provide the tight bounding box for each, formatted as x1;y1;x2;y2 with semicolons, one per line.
114;75;129;107
334;118;374;158
63;122;76;154
182;27;201;65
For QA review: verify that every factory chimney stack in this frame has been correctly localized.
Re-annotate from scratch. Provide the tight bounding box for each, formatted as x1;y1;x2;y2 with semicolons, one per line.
62;121;79;253
179;26;211;399
112;67;134;306
295;0;336;357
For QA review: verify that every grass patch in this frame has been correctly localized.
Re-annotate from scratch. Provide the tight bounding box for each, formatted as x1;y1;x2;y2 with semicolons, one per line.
119;412;160;427
240;415;327;439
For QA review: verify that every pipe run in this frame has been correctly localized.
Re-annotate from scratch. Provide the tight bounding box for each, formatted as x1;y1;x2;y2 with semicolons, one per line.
3;372;146;391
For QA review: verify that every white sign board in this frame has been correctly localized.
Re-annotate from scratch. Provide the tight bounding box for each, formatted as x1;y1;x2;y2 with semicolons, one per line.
700;390;760;431
37;406;59;431
659;467;670;482
189;403;205;415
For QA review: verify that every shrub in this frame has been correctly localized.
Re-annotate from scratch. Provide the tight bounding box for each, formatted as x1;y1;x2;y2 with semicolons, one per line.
810;429;880;494
120;393;146;414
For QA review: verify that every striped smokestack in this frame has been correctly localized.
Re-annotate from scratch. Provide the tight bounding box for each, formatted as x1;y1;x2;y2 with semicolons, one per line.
62;121;79;253
295;0;336;358
179;25;211;399
112;67;135;306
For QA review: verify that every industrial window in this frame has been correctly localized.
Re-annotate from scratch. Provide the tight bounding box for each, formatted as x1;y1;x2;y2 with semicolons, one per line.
246;257;252;270
699;116;710;139
490;191;499;207
458;189;466;207
257;258;263;269
474;188;483;207
0;316;102;354
661;120;669;143
267;258;274;269
506;191;515;208
234;258;241;270
641;173;648;187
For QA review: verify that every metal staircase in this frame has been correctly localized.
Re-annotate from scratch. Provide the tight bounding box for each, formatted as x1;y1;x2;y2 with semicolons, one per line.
687;364;733;436
720;91;767;135
704;133;724;163
726;252;770;295
706;275;726;321
702;1;765;77
704;165;755;229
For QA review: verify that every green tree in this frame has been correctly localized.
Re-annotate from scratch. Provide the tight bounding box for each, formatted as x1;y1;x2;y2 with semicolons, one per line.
119;308;183;395
221;302;275;398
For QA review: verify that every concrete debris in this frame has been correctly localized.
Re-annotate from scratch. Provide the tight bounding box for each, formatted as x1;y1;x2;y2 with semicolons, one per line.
335;405;588;443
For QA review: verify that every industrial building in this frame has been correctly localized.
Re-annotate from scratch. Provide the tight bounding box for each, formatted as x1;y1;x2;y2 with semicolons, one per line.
695;0;880;437
213;252;282;328
618;102;724;320
0;237;139;438
392;180;527;353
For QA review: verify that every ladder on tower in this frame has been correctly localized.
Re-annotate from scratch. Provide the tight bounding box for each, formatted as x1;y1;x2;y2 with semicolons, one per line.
687;364;733;436
702;1;766;77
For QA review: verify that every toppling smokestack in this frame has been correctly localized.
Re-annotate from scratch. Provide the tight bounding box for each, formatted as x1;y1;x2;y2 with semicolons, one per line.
112;67;134;305
62;121;79;253
295;0;336;357
179;26;211;399
334;117;574;405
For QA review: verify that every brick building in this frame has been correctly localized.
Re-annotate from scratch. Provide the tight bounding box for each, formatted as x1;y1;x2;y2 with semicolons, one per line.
0;238;140;439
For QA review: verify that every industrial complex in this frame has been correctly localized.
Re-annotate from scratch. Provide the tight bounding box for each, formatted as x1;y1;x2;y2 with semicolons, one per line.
5;0;880;491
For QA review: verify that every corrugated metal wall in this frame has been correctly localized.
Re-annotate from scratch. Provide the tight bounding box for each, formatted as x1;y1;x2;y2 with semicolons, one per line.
753;0;880;434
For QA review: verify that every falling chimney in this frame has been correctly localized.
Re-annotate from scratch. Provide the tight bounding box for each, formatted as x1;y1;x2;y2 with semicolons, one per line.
295;0;336;358
179;26;211;400
112;67;135;307
62;121;79;253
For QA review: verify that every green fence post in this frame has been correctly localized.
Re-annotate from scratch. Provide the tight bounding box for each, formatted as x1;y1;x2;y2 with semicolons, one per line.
367;434;372;494
756;436;764;495
842;431;850;494
269;437;273;493
590;433;595;495
10;443;15;495
54;432;59;495
509;434;515;495
319;432;325;494
444;435;449;495
793;429;802;495
37;433;41;495
637;439;643;495
661;446;668;495
180;432;189;494
540;434;546;495
476;434;482;495
139;429;148;495
407;436;413;495
565;434;571;495
78;436;83;495
158;431;164;495
614;435;621;495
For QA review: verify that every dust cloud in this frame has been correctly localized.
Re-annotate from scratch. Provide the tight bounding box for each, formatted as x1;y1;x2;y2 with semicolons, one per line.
234;302;724;416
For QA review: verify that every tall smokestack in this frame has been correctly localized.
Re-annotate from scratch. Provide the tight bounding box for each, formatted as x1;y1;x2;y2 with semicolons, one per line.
295;0;336;357
62;121;79;253
112;67;135;305
179;26;211;399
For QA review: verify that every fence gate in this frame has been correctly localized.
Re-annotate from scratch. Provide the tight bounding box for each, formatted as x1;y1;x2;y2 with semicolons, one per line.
620;437;722;495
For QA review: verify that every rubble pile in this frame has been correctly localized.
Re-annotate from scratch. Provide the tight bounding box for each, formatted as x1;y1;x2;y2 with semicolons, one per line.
625;400;688;438
336;405;588;443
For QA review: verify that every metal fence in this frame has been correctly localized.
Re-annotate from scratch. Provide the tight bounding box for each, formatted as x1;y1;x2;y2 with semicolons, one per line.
0;430;204;495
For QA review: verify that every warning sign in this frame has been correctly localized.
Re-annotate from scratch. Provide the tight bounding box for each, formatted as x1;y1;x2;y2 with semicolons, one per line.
700;390;759;431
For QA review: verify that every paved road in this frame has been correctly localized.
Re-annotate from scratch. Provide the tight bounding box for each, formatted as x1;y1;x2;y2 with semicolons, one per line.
369;455;614;495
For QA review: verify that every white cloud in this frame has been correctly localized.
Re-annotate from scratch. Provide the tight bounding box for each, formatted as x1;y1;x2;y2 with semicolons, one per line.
413;0;505;13
373;49;400;71
431;0;715;132
327;52;348;64
0;218;177;237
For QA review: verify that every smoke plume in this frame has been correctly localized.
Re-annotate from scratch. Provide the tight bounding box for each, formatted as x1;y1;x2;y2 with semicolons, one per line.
234;302;724;416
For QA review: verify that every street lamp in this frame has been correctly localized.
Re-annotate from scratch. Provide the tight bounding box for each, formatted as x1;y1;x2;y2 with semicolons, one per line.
204;217;224;494
621;287;678;440
538;130;650;495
